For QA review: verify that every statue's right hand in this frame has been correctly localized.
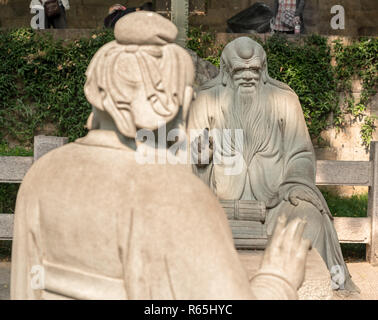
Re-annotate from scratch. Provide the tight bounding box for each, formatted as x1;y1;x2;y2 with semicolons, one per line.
192;129;214;167
258;216;311;290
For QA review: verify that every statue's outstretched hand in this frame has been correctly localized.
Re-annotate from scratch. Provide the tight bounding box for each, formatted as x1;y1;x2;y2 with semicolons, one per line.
287;187;324;213
192;128;214;167
258;216;311;290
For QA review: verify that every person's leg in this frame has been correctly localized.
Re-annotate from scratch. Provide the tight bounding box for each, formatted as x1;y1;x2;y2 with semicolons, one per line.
44;13;51;29
267;200;360;292
51;6;67;29
267;200;325;246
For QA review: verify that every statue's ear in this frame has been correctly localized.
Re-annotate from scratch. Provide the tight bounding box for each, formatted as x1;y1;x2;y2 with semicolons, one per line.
261;69;268;84
261;56;268;84
219;57;229;87
222;71;229;86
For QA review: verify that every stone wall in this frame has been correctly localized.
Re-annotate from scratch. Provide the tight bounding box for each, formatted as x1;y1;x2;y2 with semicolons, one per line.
0;0;377;36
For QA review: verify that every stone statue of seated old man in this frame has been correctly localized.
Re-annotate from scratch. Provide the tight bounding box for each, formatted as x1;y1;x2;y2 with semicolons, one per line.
11;12;311;299
188;37;359;292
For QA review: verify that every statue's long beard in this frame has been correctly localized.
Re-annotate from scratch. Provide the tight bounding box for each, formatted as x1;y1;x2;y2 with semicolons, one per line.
225;85;268;164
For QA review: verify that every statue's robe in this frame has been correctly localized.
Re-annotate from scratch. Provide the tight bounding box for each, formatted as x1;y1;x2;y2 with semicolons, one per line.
11;129;297;300
188;82;357;291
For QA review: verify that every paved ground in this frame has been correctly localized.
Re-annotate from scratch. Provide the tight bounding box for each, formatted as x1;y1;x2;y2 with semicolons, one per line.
0;261;376;300
333;262;378;300
239;250;334;300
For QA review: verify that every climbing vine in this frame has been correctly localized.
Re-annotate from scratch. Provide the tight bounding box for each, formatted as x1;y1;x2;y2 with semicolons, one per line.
187;25;223;66
333;38;378;147
264;34;341;140
0;28;115;148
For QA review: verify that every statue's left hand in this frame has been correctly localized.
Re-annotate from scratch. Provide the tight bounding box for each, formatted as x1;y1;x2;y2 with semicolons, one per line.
287;187;324;213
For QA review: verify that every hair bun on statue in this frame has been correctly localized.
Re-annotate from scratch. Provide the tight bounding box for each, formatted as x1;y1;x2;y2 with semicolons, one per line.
114;11;178;45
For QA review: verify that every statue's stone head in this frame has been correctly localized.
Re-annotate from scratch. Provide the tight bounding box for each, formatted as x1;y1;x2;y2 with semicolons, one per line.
84;11;195;138
220;37;268;94
202;36;293;98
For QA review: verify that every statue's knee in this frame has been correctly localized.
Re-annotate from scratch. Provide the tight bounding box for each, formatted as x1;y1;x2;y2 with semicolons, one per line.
287;200;325;241
267;200;324;239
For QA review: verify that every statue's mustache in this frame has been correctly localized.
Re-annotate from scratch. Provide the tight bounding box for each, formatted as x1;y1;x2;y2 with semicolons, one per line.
239;80;258;87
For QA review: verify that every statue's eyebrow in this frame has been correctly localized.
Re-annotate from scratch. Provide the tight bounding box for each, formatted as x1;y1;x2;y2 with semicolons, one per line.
231;60;262;73
231;63;247;71
248;58;262;67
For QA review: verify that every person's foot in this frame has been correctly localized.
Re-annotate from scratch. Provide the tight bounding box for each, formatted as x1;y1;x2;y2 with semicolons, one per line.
342;277;361;293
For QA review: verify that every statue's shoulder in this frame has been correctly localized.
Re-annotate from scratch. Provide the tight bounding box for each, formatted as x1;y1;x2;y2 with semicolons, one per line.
198;84;220;96
269;83;299;100
22;141;134;187
17;142;77;197
268;83;301;109
191;85;221;113
25;142;75;173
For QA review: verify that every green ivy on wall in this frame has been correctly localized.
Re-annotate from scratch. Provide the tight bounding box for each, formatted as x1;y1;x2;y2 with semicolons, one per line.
1;28;376;150
333;38;378;147
186;25;223;67
264;34;341;140
0;28;115;148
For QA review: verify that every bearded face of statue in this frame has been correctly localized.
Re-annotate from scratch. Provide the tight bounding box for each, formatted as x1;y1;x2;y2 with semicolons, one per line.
224;53;264;127
221;37;264;96
221;44;268;161
229;58;262;95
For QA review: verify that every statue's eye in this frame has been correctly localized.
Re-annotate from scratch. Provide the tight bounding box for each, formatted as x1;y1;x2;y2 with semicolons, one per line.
233;69;244;75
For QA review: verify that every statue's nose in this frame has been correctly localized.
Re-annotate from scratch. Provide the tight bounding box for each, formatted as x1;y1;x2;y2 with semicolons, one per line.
243;71;254;80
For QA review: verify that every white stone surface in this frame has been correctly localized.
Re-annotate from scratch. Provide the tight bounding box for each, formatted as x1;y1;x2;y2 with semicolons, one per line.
239;250;333;300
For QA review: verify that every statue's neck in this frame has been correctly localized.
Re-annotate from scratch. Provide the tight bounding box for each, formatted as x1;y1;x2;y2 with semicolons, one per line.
93;108;137;150
91;107;187;158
